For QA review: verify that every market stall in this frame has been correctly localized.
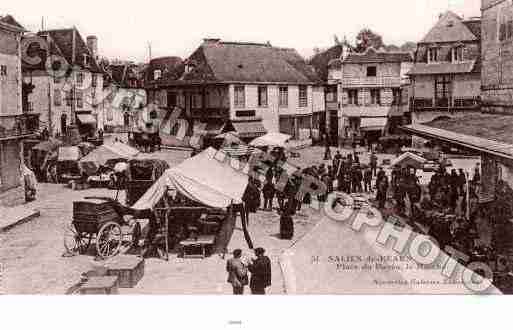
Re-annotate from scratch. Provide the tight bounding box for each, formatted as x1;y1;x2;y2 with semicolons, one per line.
132;147;250;256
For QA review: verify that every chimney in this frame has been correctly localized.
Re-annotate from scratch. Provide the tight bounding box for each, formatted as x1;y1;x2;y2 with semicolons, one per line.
87;35;98;60
203;38;221;45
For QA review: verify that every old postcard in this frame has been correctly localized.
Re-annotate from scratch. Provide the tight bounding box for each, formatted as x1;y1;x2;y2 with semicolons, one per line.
0;0;512;298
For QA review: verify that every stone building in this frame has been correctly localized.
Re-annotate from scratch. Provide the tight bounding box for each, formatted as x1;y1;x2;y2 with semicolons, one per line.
409;11;482;124
481;0;513;114
328;47;412;146
22;28;104;139
145;39;324;145
102;62;146;131
0;15;39;207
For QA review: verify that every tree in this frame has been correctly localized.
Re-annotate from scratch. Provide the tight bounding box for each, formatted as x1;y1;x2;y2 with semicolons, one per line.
355;28;384;53
400;42;417;53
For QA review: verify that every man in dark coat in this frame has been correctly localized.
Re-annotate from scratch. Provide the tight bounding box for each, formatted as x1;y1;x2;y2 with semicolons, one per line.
248;247;272;294
242;179;261;227
370;152;378;177
377;175;389;209
363;167;373;193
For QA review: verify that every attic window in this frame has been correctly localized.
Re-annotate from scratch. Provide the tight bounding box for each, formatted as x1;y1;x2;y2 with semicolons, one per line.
83;54;90;67
452;46;464;63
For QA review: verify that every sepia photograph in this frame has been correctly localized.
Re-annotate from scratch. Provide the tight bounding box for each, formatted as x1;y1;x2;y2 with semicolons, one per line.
1;1;513;320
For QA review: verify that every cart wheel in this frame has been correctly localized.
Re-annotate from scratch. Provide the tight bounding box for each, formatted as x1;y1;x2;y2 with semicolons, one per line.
96;221;123;259
64;224;91;254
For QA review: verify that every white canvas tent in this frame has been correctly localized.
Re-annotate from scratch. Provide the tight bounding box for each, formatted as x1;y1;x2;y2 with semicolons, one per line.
132;147;249;210
390;152;427;169
79;142;139;174
250;132;291;148
281;194;500;294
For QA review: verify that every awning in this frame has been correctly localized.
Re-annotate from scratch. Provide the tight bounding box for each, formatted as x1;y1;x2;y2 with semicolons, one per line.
250;132;291;148
132;148;249;210
343;106;391;117
76;114;97;125
402;124;513;160
232;121;267;138
360;117;387;131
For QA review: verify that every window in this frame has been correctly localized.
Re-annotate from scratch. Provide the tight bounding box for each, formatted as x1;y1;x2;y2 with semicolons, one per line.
258;86;268;107
279;86;288;107
76;90;83;108
299;86;308;107
192;93;202;109
235;110;256;117
366;66;377;77
326;85;337;102
234;85;245;108
428;48;439;63
452;47;464;62
154;69;162;80
0;65;7;76
392;88;402;105
435;75;452;107
54;75;61;84
76;72;84;86
54;89;62;106
347;89;358;105
91;74;97;87
370;89;381;105
167;91;177;107
65;91;72;106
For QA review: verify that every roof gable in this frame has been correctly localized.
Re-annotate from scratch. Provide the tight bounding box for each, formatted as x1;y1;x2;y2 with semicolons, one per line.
39;28;102;73
420;11;478;43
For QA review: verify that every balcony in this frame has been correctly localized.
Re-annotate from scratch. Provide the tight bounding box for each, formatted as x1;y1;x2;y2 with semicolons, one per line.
341;76;401;88
0;113;40;140
411;97;479;112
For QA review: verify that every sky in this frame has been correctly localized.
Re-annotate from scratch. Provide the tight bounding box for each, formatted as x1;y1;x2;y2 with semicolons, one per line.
2;0;480;63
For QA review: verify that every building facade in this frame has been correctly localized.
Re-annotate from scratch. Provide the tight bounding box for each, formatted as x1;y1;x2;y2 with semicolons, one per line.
102;62;146;131
22;28;104;139
0;15;38;207
328;47;412;146
146;39;324;145
481;0;513;114
409;11;481;124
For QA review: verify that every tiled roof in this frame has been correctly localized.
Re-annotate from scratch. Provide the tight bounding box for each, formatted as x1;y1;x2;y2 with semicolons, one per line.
145;56;185;87
408;61;476;75
463;19;481;40
342;47;412;64
403;117;513;160
420;11;478;43
37;28;103;73
107;63;144;88
0;15;25;31
177;40;321;85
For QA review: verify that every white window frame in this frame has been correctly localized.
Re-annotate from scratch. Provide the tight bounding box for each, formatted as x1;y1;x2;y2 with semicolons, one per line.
428;48;439;64
451;46;464;63
298;86;308;107
234;85;245;108
258;86;268;107
154;69;162;80
279;86;288;108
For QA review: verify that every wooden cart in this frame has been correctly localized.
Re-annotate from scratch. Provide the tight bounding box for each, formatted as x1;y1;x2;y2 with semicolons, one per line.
64;198;141;259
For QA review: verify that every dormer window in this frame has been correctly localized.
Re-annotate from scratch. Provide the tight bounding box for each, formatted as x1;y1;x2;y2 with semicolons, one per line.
427;47;439;63
154;69;162;80
451;46;464;63
185;64;194;74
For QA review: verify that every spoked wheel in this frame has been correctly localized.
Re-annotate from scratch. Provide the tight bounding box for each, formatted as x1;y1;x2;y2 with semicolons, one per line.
96;221;123;259
64;224;91;255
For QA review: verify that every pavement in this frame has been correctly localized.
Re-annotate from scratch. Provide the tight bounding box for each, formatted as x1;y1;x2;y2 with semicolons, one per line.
0;205;40;233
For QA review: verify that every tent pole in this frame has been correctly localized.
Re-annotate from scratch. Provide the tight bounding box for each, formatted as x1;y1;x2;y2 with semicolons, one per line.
241;203;254;249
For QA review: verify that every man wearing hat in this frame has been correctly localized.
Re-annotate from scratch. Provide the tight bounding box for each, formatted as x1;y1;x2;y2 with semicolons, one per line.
248;247;272;294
